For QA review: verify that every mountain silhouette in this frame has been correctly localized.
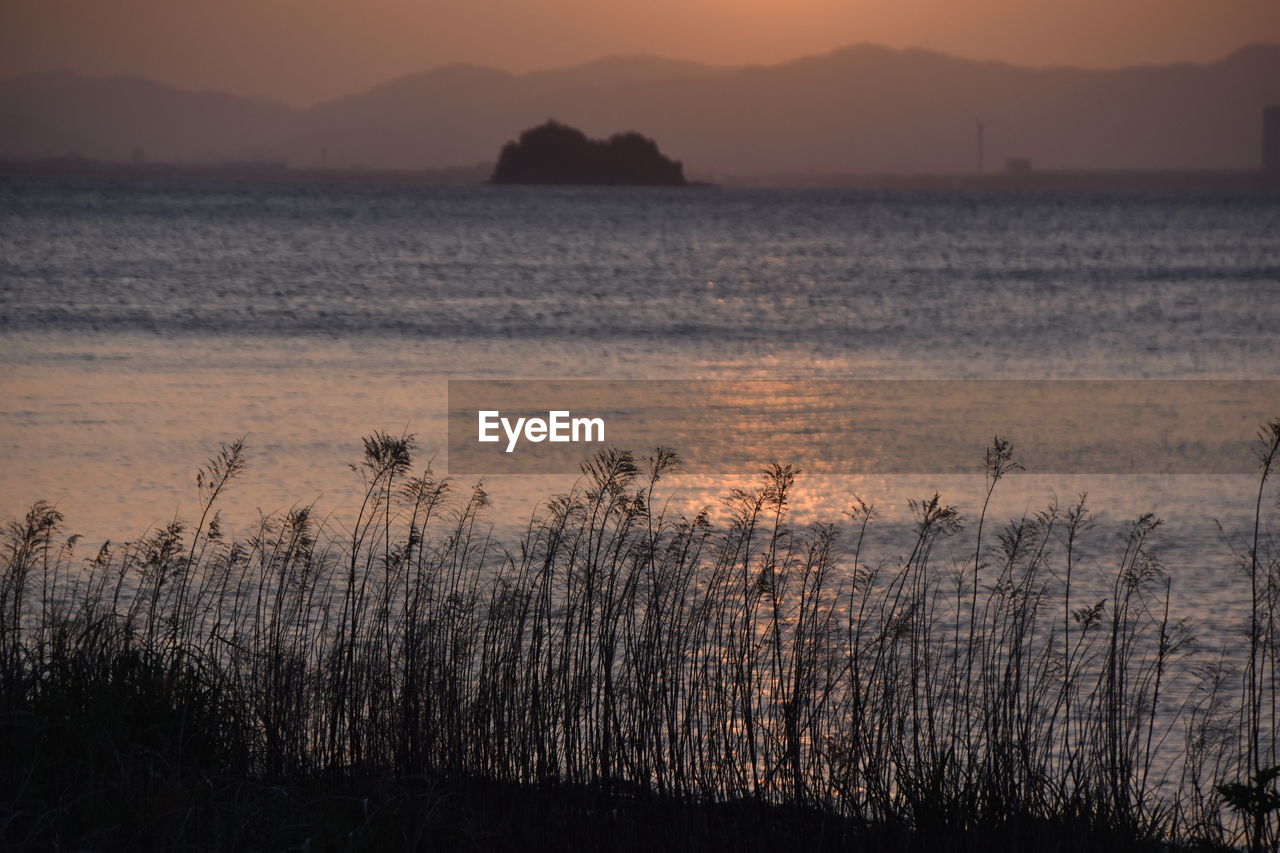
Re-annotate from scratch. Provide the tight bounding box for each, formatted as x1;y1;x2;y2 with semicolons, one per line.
3;45;1279;174
0;71;294;162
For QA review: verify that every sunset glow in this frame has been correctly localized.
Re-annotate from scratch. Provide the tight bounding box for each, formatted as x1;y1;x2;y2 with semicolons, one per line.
2;0;1278;103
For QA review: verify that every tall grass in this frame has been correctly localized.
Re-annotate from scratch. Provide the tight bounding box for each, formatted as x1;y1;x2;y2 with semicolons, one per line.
2;424;1278;851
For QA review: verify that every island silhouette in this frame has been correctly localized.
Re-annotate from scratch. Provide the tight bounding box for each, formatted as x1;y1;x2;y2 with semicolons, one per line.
491;120;687;185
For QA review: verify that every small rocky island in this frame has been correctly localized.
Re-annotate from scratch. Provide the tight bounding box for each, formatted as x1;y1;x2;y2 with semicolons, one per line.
491;120;687;186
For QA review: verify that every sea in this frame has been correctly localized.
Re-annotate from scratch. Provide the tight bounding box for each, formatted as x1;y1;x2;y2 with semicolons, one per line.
2;175;1279;685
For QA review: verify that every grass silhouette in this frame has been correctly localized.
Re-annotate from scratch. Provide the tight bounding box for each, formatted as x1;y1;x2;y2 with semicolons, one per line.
2;424;1278;851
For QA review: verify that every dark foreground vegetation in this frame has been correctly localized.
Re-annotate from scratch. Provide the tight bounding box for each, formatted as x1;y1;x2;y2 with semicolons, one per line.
491;121;687;185
3;424;1279;851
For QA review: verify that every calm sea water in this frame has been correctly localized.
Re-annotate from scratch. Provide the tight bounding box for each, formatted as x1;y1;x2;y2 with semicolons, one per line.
1;176;1278;659
4;179;1277;363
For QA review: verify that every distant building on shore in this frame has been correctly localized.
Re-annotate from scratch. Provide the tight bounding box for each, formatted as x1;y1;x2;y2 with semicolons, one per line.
220;160;287;173
1265;106;1280;171
1005;157;1032;176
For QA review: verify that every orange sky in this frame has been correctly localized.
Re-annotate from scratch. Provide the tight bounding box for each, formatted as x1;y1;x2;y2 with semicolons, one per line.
3;0;1278;105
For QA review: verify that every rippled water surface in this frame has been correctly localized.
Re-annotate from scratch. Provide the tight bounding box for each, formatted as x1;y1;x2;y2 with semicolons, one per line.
2;177;1278;668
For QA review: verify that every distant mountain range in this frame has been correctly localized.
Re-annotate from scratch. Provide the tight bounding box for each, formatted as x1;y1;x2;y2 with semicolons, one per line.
3;44;1279;175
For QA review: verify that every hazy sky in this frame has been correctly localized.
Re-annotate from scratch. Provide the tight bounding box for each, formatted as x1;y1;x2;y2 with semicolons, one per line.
3;0;1278;105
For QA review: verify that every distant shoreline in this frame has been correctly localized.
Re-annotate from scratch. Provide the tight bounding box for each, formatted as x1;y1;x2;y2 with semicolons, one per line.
4;156;1278;191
